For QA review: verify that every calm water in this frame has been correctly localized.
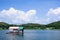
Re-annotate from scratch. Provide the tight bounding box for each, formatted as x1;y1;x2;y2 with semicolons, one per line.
0;30;60;40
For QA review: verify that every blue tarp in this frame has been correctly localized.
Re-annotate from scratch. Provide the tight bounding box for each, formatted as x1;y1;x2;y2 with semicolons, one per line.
18;27;23;30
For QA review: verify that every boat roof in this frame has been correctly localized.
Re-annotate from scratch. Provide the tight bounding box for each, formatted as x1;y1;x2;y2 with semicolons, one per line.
9;27;19;29
9;26;24;30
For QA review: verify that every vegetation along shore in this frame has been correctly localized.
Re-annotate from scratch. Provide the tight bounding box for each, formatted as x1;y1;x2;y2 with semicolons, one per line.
0;21;60;30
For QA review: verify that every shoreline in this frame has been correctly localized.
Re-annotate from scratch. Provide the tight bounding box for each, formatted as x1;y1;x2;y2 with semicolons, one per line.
1;28;60;30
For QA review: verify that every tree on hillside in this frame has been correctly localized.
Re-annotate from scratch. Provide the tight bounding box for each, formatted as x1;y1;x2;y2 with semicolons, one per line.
47;21;60;29
0;22;9;29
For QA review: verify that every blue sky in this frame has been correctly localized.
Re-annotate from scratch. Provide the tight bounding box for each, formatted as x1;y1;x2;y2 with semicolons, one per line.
0;0;60;24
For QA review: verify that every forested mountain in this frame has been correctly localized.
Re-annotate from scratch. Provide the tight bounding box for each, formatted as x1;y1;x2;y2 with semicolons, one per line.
20;23;46;29
0;21;60;30
0;22;9;29
46;21;60;29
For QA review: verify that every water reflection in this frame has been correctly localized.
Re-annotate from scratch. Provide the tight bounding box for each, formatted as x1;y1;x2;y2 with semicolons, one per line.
0;30;60;40
7;34;24;40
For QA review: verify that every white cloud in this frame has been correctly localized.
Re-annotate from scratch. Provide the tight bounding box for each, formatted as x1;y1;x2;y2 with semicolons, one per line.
0;7;41;24
1;7;60;24
47;7;60;16
47;7;60;23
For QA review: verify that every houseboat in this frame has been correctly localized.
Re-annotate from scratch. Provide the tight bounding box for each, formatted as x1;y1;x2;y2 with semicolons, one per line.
7;26;24;35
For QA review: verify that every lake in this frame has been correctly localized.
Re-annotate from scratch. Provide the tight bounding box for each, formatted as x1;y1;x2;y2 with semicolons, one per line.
0;30;60;40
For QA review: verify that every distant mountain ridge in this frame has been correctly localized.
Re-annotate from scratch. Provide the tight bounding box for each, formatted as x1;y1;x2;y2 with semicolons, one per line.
46;21;60;29
0;21;60;29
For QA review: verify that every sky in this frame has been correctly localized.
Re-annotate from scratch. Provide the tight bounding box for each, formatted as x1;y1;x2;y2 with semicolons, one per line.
0;0;60;24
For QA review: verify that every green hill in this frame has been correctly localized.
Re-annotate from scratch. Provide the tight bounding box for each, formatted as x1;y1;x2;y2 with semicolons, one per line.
46;21;60;29
20;23;46;29
0;22;9;29
0;21;60;30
